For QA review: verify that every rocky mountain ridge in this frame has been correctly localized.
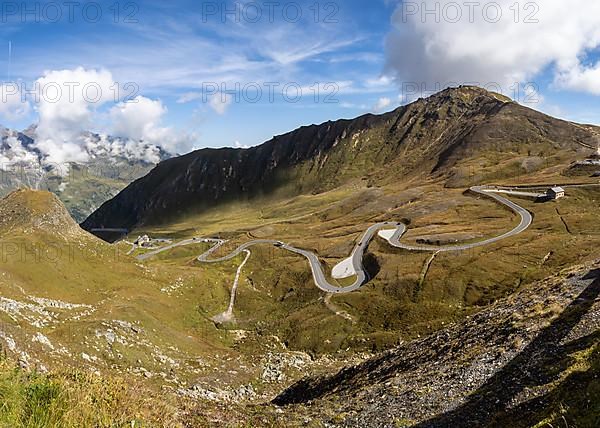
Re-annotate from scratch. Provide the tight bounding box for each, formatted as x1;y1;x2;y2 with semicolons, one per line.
83;86;598;234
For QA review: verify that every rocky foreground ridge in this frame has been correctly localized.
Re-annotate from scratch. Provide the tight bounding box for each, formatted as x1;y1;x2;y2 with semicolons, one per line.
271;263;600;427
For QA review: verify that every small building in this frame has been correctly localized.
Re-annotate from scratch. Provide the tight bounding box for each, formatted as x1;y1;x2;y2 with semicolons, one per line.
135;235;152;247
547;186;565;200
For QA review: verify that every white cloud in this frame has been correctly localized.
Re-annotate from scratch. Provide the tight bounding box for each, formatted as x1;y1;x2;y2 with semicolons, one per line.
208;93;232;115
177;92;202;104
264;37;362;66
340;102;369;110
385;0;600;97
178;91;232;115
0;66;198;169
84;134;162;164
373;97;392;112
366;75;394;89
555;63;600;95
0;84;30;121
13;7;365;102
22;67;195;167
234;140;249;149
110;96;166;141
0;132;39;170
34;67;115;165
110;95;192;154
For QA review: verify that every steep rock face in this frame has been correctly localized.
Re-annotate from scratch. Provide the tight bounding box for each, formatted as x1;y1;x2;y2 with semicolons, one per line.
82;87;598;233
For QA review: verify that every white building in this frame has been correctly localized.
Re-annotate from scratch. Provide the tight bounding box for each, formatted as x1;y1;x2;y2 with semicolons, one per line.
547;186;565;200
135;235;152;247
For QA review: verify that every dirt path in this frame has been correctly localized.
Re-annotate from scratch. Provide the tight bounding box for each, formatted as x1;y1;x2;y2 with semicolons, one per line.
211;250;251;324
415;251;440;300
555;208;573;235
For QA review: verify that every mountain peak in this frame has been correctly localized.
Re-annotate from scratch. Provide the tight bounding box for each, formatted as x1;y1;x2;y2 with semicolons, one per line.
0;189;84;237
425;85;513;105
83;86;598;234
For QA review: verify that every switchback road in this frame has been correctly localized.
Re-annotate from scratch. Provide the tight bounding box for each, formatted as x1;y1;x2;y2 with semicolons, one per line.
137;186;534;294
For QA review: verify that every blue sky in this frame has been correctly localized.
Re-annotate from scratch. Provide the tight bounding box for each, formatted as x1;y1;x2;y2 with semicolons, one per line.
2;0;600;154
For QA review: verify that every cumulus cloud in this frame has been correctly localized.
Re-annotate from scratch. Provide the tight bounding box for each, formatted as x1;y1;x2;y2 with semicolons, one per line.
84;134;162;164
373;97;392;112
110;96;166;141
555;63;600;95
0;132;39;170
110;96;192;154
34;67;115;165
0;67;195;167
385;0;600;97
0;84;31;121
208;93;232;115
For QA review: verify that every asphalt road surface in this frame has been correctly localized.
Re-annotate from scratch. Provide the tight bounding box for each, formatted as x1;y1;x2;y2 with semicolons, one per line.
380;186;533;252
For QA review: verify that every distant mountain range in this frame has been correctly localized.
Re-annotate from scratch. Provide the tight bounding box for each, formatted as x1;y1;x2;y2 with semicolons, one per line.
0;126;171;222
82;86;599;234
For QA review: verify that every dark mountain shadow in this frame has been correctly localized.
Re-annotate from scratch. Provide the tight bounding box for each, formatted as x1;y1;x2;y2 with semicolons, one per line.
415;269;600;427
490;334;599;428
363;253;381;281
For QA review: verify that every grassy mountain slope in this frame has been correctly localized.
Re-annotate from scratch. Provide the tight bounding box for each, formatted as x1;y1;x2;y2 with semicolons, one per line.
0;190;361;425
2;199;598;427
1;87;599;426
79;86;600;360
82;86;598;233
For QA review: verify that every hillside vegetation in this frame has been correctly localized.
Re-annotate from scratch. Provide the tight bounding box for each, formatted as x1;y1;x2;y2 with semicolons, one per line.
0;87;598;426
82;86;598;232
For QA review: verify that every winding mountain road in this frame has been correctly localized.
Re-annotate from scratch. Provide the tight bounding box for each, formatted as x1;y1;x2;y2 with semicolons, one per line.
379;186;533;252
137;186;534;294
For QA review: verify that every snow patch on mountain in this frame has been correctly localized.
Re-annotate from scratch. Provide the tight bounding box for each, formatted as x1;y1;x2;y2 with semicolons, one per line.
0;129;39;170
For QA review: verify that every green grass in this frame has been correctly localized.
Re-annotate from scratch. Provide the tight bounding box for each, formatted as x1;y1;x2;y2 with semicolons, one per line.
4;179;600;359
0;357;179;427
115;177;600;355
